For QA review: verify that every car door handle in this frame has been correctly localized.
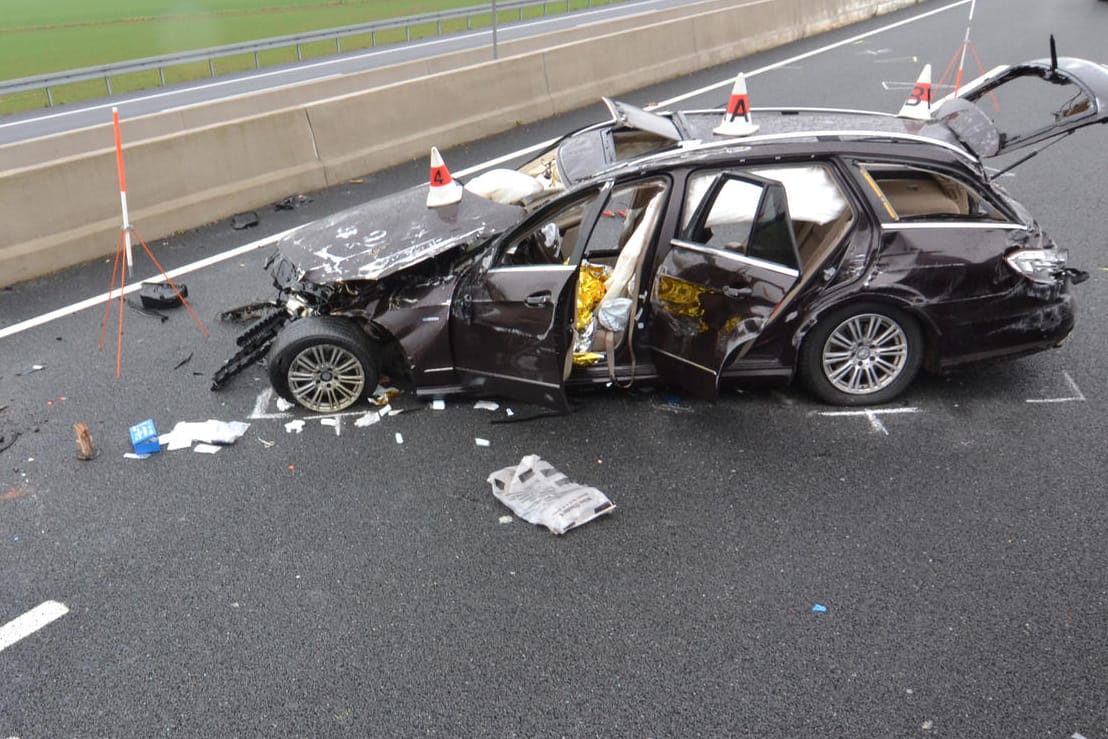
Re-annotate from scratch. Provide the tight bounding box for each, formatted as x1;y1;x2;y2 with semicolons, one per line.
723;285;752;299
524;291;552;307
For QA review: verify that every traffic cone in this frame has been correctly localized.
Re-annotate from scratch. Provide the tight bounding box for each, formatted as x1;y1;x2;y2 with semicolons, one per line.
714;73;759;137
897;64;933;120
426;146;463;208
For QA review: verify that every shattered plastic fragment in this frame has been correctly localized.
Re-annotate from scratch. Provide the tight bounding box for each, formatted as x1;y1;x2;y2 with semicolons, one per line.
498;515;513;524
812;604;828;613
231;211;259;229
473;400;500;411
395;433;404;444
276;398;294;412
487;455;615;535
430;399;446;411
257;437;275;448
16;364;45;376
193;443;221;454
123;453;151;460
475;438;490;447
285;420;305;434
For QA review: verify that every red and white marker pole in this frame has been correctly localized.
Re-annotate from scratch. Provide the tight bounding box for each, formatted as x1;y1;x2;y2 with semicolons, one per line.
954;0;977;94
112;107;133;273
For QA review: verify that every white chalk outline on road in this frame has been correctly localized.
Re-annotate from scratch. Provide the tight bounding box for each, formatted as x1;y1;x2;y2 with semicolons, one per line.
0;600;69;653
1026;371;1086;404
0;0;970;343
818;406;921;435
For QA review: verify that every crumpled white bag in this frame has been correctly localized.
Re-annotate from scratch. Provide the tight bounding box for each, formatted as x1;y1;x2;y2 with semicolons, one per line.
487;455;615;535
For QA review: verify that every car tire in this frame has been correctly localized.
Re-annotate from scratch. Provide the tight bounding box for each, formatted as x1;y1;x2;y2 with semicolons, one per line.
268;316;380;413
800;302;923;406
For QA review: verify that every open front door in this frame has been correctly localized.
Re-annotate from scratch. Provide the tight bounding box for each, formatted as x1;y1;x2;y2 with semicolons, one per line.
648;173;800;399
451;188;606;411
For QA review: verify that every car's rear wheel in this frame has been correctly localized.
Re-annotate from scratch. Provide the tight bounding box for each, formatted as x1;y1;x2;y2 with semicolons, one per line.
268;317;380;413
800;303;922;406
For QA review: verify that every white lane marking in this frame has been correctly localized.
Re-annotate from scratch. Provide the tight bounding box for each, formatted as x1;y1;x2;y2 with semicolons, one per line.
818;407;921;435
1026;371;1086;404
0;0;681;132
2;0;967;340
0;225;299;341
0;600;69;653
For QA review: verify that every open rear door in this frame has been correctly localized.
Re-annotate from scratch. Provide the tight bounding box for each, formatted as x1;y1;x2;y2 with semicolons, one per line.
648;173;800;399
936;56;1108;158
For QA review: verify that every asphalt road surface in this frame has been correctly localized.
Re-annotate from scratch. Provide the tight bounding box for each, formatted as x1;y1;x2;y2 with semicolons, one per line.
2;0;1107;735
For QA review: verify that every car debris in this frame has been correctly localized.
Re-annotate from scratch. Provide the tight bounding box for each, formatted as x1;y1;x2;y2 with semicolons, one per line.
231;211;259;230
16;364;45;376
139;281;188;309
274;193;312;210
487;455;615;535
125;298;168;322
173;352;194;370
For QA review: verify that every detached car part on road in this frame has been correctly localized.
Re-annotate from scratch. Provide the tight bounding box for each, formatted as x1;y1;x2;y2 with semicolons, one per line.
212;56;1107;413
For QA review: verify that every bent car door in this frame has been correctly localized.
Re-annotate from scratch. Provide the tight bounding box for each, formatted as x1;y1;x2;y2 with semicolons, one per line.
648;172;801;399
451;186;610;412
936;56;1108;158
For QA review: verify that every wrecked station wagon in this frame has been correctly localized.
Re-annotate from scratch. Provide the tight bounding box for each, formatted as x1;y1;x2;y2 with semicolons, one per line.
213;55;1108;413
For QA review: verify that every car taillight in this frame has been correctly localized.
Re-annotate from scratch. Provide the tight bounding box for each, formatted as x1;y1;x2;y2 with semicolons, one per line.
1005;248;1069;284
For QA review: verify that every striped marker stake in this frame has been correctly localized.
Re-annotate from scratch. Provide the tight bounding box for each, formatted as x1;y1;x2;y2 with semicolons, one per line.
714;72;759;137
99;107;208;378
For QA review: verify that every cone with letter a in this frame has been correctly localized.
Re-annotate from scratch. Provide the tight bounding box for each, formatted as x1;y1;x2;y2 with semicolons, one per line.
714;72;759;137
426;146;463;208
897;64;933;120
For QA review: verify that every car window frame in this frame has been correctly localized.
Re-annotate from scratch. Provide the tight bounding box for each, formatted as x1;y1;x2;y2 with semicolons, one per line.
852;160;1019;224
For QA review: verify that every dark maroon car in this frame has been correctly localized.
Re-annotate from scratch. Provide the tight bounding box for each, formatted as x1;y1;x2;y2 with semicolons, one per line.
213;56;1108;413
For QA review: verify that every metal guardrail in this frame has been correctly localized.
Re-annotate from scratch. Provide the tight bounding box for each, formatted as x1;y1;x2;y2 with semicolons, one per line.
1;0;630;107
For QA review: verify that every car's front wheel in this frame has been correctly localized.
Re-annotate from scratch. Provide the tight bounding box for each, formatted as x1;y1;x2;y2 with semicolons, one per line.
800;303;923;406
268;317;380;413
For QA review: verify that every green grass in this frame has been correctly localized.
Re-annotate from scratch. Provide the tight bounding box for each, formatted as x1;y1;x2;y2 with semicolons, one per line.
0;0;622;113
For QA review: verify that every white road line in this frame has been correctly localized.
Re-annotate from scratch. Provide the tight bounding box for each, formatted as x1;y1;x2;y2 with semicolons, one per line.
1;0;967;341
0;600;69;653
1026;370;1086;404
818;407;921;435
0;225;299;341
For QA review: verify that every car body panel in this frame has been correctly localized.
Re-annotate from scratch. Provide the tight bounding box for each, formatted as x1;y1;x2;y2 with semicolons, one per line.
276;186;523;283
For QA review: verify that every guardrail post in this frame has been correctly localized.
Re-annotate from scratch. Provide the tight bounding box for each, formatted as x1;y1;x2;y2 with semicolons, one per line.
46;87;54;107
158;67;166;86
296;44;302;61
371;30;377;46
406;25;411;42
335;38;341;53
254;51;260;69
209;59;215;77
105;77;112;95
437;20;441;36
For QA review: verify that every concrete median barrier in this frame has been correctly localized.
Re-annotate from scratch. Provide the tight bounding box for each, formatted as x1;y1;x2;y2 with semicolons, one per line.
0;0;921;288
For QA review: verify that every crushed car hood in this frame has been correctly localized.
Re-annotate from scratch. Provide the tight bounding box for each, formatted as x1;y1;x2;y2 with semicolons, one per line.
277;185;524;282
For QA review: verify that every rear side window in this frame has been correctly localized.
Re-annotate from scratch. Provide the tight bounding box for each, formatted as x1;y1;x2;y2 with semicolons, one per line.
858;164;1010;222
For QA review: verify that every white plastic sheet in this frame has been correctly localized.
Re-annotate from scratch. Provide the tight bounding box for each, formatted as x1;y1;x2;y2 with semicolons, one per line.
487;455;615;535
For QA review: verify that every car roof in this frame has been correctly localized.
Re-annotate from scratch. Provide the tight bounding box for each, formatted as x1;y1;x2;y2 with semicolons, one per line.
577;107;980;180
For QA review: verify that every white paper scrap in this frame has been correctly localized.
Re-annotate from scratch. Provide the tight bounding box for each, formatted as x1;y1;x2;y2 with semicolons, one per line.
276;398;294;412
498;515;513;524
123;453;150;460
354;411;380;428
284;420;305;434
506;408;515;417
430;399;446;411
193;443;221;454
475;438;490;447
487;455;615;535
395;433;404;444
160;419;251;450
473;400;500;411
